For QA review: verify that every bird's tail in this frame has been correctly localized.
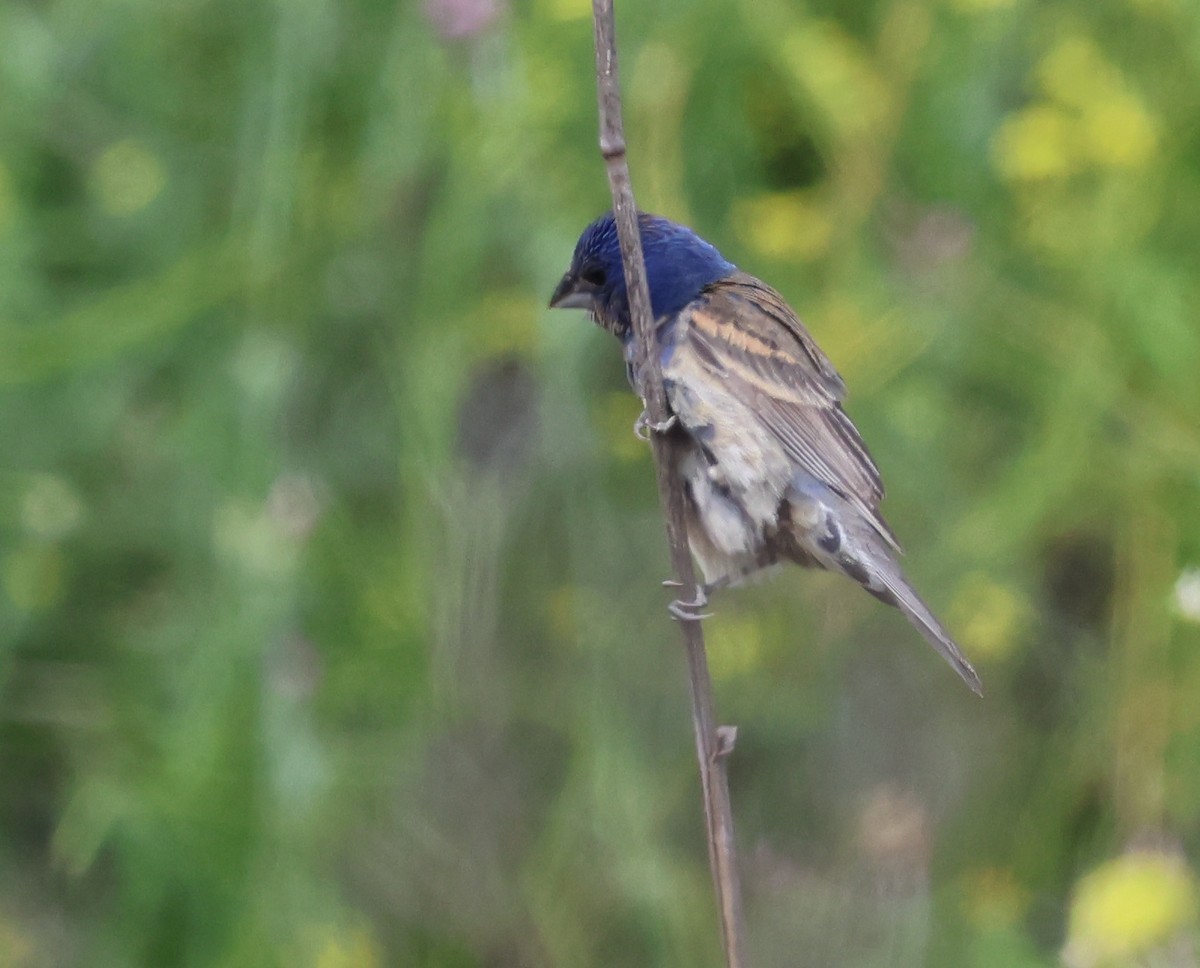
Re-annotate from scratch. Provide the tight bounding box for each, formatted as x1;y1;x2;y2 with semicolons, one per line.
873;567;983;696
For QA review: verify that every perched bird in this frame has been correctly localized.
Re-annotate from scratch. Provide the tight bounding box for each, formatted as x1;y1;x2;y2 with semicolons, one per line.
549;211;981;695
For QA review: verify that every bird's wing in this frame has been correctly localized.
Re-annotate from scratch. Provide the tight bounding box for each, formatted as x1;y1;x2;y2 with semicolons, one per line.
660;271;901;552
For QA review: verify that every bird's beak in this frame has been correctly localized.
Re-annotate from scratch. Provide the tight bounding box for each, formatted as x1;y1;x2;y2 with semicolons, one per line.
548;272;597;310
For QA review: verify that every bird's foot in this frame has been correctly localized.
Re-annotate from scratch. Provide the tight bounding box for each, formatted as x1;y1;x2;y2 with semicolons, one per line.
667;584;712;622
634;410;678;441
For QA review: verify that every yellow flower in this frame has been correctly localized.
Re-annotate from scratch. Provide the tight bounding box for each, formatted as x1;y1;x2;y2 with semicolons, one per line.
1036;37;1120;109
997;35;1160;187
732;191;833;262
991;105;1079;182
1064;852;1197;967
948;572;1026;660
1082;94;1159;168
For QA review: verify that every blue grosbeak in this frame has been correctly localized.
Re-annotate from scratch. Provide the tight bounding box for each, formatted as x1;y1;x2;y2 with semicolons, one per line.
550;212;981;695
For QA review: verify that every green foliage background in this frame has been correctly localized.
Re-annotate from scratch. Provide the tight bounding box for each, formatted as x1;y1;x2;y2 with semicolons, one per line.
2;0;1199;965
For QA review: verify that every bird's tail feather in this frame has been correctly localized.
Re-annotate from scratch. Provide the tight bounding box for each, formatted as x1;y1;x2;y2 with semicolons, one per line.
875;569;983;696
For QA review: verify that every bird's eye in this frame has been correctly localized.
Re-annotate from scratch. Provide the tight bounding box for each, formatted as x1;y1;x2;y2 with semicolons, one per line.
581;266;606;287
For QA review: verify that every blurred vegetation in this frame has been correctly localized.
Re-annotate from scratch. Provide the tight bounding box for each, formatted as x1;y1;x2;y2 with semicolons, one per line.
2;0;1200;965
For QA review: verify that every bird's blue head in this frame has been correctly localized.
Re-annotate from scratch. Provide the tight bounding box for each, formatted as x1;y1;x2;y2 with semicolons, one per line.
549;212;735;339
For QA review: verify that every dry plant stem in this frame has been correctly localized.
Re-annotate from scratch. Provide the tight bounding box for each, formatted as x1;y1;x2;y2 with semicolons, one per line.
589;3;748;966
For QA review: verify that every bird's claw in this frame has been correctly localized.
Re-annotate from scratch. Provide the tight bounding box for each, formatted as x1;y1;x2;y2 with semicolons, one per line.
667;585;712;622
634;411;678;441
668;600;713;622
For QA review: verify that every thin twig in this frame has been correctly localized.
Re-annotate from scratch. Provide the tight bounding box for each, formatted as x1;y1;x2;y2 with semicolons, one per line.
589;4;748;966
